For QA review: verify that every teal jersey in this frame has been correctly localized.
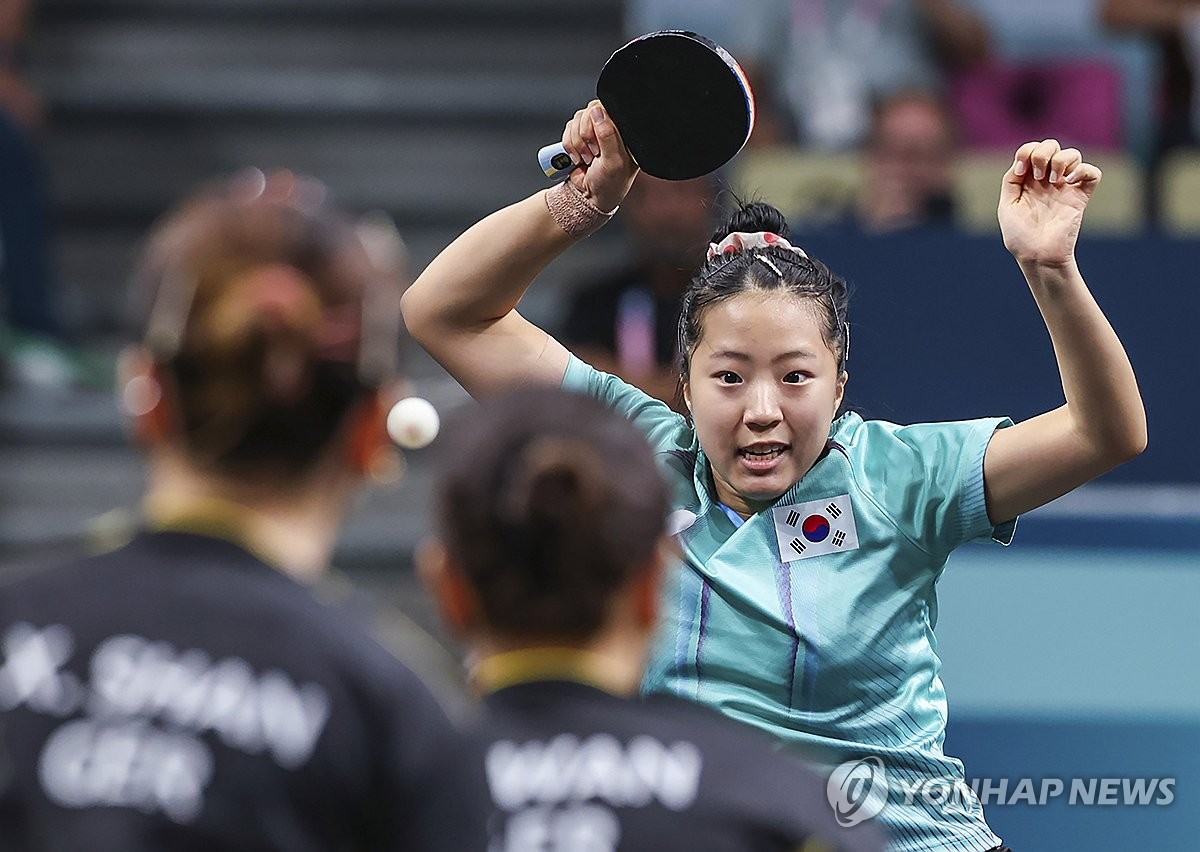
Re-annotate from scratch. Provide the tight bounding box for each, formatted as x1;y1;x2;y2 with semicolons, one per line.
564;356;1015;852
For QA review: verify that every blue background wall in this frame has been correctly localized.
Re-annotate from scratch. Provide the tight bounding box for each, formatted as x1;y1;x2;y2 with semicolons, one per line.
796;230;1198;484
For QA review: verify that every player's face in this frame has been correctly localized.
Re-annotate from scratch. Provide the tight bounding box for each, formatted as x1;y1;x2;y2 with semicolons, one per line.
684;291;845;517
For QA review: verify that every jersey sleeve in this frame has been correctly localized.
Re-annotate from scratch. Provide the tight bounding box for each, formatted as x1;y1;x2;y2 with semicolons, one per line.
845;416;1016;561
562;354;692;454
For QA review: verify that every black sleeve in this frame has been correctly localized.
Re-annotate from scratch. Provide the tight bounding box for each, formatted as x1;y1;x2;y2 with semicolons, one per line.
735;748;888;852
374;681;489;852
650;696;888;852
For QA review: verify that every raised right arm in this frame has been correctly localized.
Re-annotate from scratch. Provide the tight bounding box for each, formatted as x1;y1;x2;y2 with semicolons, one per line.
401;102;639;398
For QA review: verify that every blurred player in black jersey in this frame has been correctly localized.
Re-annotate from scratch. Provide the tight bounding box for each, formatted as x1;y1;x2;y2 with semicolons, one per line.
419;386;886;852
0;170;486;851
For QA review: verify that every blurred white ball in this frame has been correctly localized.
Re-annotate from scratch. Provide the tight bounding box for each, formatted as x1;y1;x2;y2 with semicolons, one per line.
387;396;440;449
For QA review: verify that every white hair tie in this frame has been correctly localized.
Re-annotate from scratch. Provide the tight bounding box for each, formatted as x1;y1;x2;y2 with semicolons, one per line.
706;231;808;260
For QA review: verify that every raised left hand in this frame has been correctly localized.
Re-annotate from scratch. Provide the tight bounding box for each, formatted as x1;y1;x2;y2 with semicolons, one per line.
997;139;1102;268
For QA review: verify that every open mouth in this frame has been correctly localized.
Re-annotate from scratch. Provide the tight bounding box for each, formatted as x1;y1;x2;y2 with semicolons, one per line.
740;446;786;460
738;443;789;470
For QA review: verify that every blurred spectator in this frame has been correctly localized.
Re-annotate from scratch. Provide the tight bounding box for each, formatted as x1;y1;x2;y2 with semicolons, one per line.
0;0;78;389
945;0;1153;163
629;0;989;149
561;173;715;408
956;0;1158;163
1102;0;1200;153
855;90;957;232
0;0;40;130
0;170;487;851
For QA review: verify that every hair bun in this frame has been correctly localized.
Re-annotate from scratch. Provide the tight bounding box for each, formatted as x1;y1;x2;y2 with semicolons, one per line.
711;200;791;243
505;437;605;524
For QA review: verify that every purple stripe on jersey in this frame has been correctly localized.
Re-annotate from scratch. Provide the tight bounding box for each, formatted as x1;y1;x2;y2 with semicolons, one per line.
673;566;702;689
772;558;801;710
694;580;713;685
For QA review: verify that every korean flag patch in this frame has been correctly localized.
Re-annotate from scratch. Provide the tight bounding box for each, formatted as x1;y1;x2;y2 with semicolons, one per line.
772;495;859;562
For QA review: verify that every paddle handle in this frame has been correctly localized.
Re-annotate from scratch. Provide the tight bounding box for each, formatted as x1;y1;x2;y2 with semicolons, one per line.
538;143;578;179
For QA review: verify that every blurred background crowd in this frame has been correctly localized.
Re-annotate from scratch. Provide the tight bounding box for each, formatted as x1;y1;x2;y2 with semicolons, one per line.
5;0;1200;394
0;2;1196;850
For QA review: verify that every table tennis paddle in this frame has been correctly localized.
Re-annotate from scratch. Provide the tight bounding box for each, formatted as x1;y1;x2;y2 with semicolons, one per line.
538;30;755;182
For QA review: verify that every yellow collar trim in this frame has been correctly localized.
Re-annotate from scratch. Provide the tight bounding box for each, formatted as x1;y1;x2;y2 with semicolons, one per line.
141;494;279;570
473;648;632;696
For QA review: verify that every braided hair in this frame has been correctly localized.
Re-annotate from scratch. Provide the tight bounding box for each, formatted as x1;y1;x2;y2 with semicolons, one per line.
677;201;850;385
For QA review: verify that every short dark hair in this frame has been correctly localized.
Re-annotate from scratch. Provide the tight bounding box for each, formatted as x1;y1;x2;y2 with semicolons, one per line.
434;386;670;640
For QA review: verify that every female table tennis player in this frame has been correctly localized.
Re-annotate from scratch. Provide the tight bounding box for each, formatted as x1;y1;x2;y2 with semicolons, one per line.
421;383;884;851
401;102;1146;850
0;171;485;851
